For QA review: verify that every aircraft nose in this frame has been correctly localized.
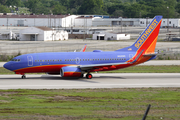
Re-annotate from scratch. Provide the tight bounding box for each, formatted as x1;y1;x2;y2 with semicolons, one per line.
3;62;12;70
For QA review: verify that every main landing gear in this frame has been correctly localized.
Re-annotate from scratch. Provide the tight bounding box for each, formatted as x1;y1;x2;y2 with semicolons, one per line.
21;75;26;79
86;73;93;79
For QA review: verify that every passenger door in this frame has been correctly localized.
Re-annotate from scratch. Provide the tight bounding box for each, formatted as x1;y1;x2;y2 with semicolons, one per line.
27;56;33;66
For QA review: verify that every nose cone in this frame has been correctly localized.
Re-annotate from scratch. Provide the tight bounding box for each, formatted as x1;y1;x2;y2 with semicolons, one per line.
3;62;12;71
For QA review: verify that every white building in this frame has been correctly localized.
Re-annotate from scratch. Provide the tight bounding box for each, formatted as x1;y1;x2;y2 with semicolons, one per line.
19;27;68;41
92;17;140;27
93;31;130;40
1;14;180;28
0;14;78;27
139;18;180;28
0;30;17;40
74;16;93;27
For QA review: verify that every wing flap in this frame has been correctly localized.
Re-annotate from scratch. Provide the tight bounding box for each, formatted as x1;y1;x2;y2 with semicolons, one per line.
79;62;127;71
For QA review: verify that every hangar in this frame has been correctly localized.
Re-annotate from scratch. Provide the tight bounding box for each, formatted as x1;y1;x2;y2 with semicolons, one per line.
19;27;68;41
93;31;130;40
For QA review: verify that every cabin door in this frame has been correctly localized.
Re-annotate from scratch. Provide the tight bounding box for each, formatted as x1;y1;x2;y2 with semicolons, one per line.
27;56;33;66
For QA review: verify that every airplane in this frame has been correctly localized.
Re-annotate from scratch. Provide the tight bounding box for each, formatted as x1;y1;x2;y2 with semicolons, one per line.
4;15;162;79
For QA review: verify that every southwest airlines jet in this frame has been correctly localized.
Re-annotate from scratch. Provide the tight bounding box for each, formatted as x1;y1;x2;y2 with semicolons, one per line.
4;16;162;79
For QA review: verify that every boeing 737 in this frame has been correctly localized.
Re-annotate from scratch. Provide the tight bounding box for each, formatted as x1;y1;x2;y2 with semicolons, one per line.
4;16;162;79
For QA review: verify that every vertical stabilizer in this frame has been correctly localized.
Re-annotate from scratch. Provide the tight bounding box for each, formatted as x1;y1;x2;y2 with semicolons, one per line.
116;15;162;53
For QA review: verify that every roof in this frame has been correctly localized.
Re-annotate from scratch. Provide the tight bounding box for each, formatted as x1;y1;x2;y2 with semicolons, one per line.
76;16;93;19
36;27;52;31
0;15;69;19
22;33;39;35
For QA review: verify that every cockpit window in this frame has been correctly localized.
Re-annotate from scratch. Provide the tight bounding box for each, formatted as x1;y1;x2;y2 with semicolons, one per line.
11;59;21;62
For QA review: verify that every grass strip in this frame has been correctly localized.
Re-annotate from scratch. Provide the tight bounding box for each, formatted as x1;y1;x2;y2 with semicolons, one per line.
0;88;179;120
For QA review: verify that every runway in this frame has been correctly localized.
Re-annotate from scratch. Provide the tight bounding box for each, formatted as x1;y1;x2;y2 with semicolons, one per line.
0;73;180;89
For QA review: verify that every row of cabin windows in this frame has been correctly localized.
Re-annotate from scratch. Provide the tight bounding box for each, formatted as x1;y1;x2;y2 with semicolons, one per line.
35;59;62;62
35;58;126;62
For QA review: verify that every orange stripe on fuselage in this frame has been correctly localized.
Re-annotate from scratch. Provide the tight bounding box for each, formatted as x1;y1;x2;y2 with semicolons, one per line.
14;64;77;73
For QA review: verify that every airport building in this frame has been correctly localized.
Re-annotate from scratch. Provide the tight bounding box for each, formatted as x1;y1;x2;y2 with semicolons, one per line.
92;31;130;40
139;18;180;28
19;27;68;41
0;14;180;40
1;14;179;28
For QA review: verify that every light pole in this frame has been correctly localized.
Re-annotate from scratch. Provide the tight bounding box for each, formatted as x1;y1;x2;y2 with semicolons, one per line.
119;17;122;33
146;17;149;27
167;6;169;33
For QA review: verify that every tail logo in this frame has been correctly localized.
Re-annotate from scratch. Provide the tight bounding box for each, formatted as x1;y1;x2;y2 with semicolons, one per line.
135;19;159;48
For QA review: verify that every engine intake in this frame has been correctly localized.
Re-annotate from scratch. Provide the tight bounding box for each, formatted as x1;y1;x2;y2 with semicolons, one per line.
60;66;82;77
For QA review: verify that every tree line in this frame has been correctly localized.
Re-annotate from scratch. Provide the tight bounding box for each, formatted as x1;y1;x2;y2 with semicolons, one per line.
0;0;180;18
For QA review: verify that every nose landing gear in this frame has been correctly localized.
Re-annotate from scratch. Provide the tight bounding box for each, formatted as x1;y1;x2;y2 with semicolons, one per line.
21;75;26;79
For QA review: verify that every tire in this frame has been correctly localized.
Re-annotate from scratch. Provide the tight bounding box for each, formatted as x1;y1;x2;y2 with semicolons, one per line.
86;74;92;79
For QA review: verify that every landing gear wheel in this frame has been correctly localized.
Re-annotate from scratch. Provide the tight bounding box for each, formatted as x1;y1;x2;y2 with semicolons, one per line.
86;74;92;79
21;75;26;79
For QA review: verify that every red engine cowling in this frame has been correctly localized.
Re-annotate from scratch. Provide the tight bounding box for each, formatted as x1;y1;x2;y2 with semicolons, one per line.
60;66;82;77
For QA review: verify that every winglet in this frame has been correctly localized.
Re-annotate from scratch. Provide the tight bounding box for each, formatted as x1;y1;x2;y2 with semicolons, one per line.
80;44;87;52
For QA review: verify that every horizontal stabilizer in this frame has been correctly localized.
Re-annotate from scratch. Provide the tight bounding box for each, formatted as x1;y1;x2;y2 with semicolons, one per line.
143;52;157;56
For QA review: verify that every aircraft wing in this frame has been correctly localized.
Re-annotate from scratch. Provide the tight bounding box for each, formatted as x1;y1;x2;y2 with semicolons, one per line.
78;62;127;71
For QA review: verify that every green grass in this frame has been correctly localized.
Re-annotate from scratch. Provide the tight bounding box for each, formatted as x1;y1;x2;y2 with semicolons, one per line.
0;88;180;119
1;65;180;75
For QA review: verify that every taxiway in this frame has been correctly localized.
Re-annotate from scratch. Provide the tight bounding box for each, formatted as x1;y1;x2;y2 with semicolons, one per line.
0;73;179;89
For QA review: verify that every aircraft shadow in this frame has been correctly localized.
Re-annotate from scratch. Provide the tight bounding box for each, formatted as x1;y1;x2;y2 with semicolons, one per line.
39;75;99;83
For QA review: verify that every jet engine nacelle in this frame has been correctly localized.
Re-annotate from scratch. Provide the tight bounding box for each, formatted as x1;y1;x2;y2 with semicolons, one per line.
60;66;82;77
